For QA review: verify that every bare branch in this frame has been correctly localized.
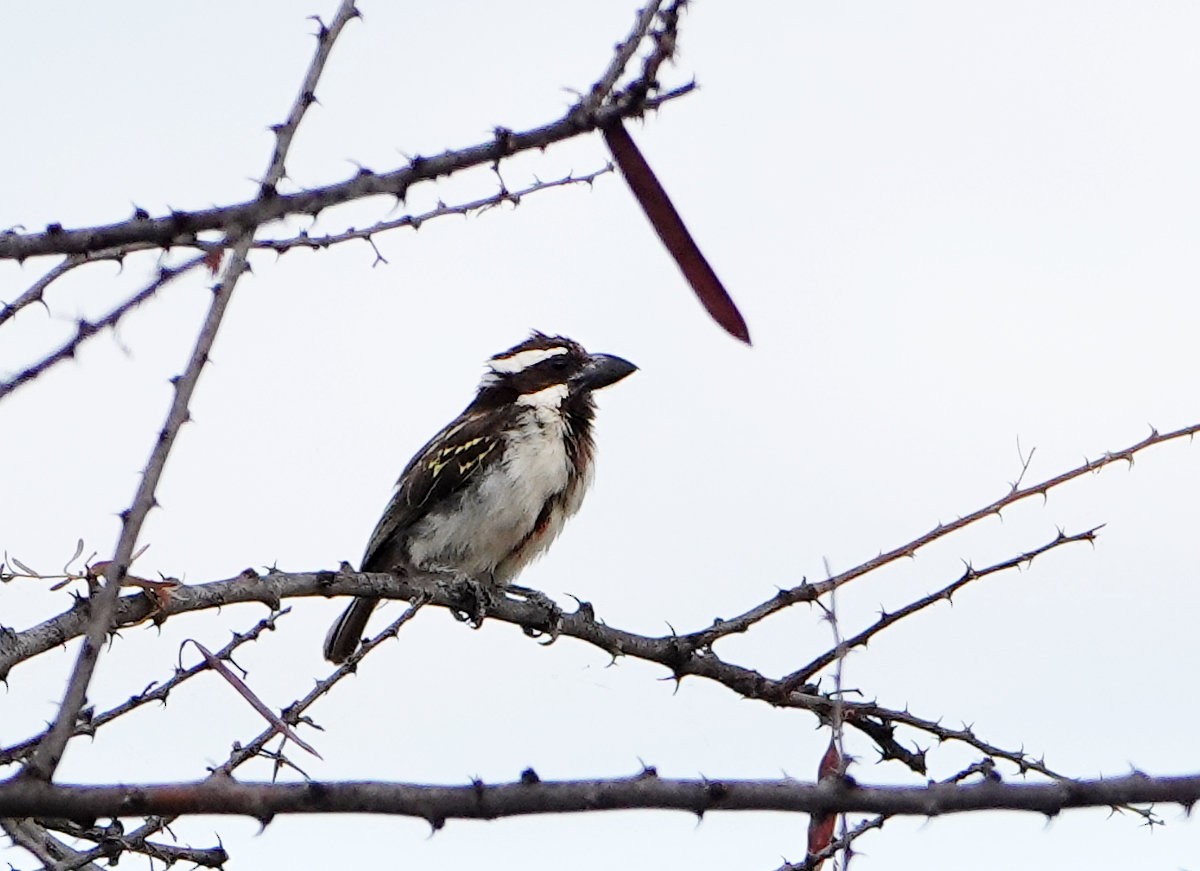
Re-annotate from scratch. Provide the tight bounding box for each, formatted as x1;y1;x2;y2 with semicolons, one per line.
213;594;428;775
252;166;613;255
0;86;692;263
20;0;360;784
689;423;1200;647
0;564;1076;780
0;254;207;402
40;819;228;869
262;3;362;194
0;248;125;329
581;1;666;115
1;817;104;871
189;638;322;759
51;598;430;869
0;770;1196;823
0;610;288;766
783;527;1100;687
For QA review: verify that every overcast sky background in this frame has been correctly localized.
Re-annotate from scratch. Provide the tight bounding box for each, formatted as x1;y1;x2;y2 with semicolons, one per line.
2;2;1199;869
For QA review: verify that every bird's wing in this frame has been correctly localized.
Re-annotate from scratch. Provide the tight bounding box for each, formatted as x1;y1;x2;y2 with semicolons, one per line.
360;408;509;572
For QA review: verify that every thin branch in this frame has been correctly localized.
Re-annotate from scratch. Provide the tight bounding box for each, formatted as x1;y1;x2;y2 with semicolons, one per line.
19;0;359;784
0;562;1081;780
783;761;1000;871
0;254;207;403
0;168;612;330
1;818;104;871
20;239;252;783
52;598;429;870
0;770;1196;823
214;594;428;775
783;527;1099;688
262;3;362;194
6;425;1194;785
0;610;288;766
252;166;613;255
581;1;666;115
621;0;684;107
0;85;692;263
688;423;1200;648
0;248;124;329
189;638;322;759
39;819;228;869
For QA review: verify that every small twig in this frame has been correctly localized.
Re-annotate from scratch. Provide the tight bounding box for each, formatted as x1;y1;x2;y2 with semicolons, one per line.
0;560;1161;788
807;555;849;870
0;86;693;262
784;761;1002;871
620;0;684;107
252;166;612;255
783;527;1100;688
39;819;228;869
215;593;428;775
688;423;1199;648
188;638;322;759
0;610;288;765
262;2;362;194
580;1;666;117
58;597;429;869
0;249;121;329
1;817;104;871
20;0;360;785
0;254;206;403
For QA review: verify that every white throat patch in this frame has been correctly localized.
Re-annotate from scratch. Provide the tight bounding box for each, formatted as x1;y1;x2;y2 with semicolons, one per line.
516;382;569;407
489;346;568;375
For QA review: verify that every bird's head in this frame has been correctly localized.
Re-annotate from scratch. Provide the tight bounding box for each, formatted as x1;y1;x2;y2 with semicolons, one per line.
473;331;637;410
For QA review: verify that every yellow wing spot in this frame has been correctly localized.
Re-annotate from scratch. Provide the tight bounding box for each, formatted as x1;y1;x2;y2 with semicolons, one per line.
459;442;498;475
451;437;484;455
427;439;496;480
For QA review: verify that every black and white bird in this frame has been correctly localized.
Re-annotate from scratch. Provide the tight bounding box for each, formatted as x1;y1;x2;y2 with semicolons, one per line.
323;332;637;663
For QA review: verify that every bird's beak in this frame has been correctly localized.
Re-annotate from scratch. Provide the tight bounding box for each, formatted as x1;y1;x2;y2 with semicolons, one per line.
574;353;638;391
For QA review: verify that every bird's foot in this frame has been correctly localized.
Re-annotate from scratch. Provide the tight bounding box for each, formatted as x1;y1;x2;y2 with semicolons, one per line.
445;575;493;628
504;584;564;644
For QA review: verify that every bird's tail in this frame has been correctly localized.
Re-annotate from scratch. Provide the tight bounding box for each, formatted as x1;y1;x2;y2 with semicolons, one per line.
323;596;380;663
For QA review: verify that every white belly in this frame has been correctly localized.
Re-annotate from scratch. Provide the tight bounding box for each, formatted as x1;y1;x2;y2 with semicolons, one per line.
405;403;589;582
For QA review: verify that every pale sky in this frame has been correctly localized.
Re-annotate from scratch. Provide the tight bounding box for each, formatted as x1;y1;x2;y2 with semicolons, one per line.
2;2;1199;869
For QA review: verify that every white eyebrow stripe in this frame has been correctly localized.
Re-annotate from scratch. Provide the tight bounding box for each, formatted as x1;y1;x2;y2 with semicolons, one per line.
489;346;569;375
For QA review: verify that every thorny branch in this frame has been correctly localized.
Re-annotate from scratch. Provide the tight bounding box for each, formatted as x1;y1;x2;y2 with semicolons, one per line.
685;422;1200;649
0;526;1108;787
0;254;207;402
7;421;1191;788
0;769;1197;823
39;819;228;870
47;599;428;871
0;168;611;402
784;761;1001;871
18;0;361;787
0;83;689;263
783;526;1100;688
251;166;613;256
0;610;290;766
3;1;1195;865
1;817;103;871
0;247;129;328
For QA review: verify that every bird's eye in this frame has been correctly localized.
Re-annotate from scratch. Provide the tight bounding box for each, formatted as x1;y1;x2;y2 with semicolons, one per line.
550;357;570;371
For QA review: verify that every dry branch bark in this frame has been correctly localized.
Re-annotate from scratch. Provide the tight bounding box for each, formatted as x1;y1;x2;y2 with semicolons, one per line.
0;771;1195;823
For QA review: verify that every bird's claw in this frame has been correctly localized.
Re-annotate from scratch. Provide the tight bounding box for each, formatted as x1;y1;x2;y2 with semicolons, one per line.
505;585;564;644
447;576;492;628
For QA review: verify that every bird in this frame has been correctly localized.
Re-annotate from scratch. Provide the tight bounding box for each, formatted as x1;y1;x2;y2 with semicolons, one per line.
323;331;637;663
